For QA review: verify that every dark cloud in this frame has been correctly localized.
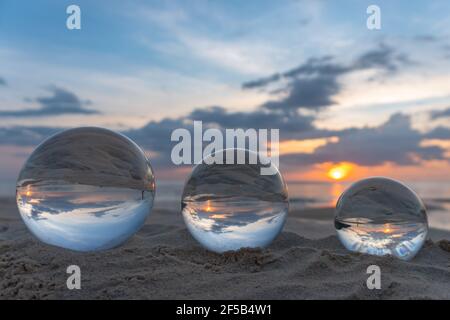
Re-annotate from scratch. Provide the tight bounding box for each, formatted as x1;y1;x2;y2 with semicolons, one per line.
125;106;319;163
0;112;447;169
241;73;281;90
0;126;61;146
126;118;187;156
242;56;349;90
353;44;409;72
431;107;450;119
243;45;408;89
244;57;348;112
0;87;99;117
124;108;448;168
187;106;315;133
283;113;446;166
262;75;340;111
242;45;410;113
425;127;450;140
0;77;6;86
0;47;443;172
282;56;350;78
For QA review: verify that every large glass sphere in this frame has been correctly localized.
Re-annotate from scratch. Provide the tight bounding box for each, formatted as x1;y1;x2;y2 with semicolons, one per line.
181;149;288;253
335;177;428;260
16;127;155;252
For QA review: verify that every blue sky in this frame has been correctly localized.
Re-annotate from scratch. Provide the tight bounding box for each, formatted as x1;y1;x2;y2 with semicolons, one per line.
0;0;450;182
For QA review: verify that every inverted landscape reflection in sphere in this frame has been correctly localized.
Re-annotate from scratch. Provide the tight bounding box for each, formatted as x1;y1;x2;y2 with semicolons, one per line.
181;149;289;253
335;177;428;260
16;127;155;252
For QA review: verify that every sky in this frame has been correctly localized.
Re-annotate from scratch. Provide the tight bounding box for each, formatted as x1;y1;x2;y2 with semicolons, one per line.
0;0;450;184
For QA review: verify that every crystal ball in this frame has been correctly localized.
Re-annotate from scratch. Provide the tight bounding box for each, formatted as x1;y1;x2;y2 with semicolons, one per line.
16;127;155;252
181;149;288;253
335;177;428;260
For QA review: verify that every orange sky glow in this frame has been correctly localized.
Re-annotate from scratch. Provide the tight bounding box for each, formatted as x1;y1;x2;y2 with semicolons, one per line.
285;160;450;183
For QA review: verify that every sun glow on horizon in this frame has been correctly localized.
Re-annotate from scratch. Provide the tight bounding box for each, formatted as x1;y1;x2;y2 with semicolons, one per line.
205;200;213;212
327;163;353;181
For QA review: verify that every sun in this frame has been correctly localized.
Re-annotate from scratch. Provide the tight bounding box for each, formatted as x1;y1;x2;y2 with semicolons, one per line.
204;200;213;212
327;163;353;181
329;168;344;180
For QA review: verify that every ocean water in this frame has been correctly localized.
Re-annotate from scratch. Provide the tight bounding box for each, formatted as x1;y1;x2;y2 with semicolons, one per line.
291;181;450;233
154;180;450;233
2;180;450;232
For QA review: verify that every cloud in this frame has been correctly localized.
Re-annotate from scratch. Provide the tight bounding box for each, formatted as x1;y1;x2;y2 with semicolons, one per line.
262;75;341;111
0;126;61;146
0;49;443;172
242;45;411;113
425;127;450;140
0;77;6;86
283;113;446;166
243;45;408;90
431;107;450;119
0;87;99;117
353;44;410;73
0;111;446;170
123;108;447;169
124;106;318;161
187;106;315;133
126;117;186;157
242;55;349;90
243;57;348;112
241;73;281;90
282;56;350;79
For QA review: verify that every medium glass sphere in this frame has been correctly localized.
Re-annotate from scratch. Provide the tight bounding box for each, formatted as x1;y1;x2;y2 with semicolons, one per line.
181;149;288;253
335;177;428;260
16;127;155;252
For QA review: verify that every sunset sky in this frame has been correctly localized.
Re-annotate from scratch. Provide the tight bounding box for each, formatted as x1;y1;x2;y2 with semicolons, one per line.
1;0;450;183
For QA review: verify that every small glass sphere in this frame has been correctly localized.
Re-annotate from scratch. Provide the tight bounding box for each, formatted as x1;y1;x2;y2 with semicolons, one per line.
181;149;288;253
335;177;428;260
16;127;155;252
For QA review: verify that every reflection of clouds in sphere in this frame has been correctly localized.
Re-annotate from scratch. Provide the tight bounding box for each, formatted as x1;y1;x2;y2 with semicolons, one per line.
335;177;428;260
16;127;155;252
181;149;288;253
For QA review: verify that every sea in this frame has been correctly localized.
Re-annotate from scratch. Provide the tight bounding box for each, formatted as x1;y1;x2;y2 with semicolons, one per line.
2;180;450;232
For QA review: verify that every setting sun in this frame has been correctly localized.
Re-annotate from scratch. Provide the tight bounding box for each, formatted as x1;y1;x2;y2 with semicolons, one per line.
327;163;353;181
383;224;392;234
205;200;213;212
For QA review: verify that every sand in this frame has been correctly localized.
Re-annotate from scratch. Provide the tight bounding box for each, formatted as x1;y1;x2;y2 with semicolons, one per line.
0;197;449;300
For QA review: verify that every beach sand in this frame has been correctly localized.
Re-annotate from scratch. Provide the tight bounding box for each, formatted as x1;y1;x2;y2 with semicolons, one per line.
0;197;449;300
